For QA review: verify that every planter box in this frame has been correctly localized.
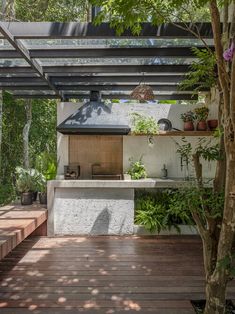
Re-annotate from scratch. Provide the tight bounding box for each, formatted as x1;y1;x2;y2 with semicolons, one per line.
134;224;198;235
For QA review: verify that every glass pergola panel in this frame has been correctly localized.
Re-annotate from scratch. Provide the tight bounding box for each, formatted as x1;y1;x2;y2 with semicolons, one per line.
38;57;195;66
22;38;214;48
0;59;30;66
0;39;15;49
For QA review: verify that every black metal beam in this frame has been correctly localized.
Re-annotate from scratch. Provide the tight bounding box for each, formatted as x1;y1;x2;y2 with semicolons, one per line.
0;67;36;73
56;85;206;92
51;75;185;83
0;75;185;84
1;84;205;92
0;22;214;38
0;22;62;98
0;64;190;74
43;65;191;74
0;46;214;59
0;77;45;83
11;93;198;100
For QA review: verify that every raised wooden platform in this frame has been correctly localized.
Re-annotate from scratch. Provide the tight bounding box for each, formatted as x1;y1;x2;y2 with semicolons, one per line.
0;236;234;313
0;203;47;260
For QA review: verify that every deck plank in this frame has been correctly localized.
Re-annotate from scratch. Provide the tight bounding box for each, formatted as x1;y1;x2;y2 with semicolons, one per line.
0;236;234;313
0;204;47;260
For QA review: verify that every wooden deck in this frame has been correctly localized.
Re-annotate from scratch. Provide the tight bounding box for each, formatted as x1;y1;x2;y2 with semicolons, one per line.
0;236;234;313
0;203;47;260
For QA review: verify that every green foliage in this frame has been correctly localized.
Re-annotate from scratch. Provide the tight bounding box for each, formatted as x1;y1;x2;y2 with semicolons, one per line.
128;157;147;180
180;48;217;92
15;0;89;21
135;190;194;233
158;100;177;104
15;167;47;193
175;136;221;166
169;187;224;222
181;111;195;122
135;192;169;233
175;137;192;166
15;167;35;193
195;137;221;162
194;106;209;121
91;0;211;35
131;113;159;135
35;151;57;181
1;93;57;203
0;183;16;206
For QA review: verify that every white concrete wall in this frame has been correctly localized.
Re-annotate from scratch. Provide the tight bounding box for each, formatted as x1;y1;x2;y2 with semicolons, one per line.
53;187;134;235
57;100;218;179
57;102;83;175
123;136;215;178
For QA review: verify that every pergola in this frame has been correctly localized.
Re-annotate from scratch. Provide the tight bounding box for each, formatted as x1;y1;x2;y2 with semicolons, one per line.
0;22;214;101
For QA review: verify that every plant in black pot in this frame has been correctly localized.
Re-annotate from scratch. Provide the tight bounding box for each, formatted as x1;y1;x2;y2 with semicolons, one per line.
37;175;47;205
15;167;34;206
35;152;57;205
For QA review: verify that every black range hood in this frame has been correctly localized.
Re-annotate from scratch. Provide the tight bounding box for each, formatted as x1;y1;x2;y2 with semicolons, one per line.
56;91;131;135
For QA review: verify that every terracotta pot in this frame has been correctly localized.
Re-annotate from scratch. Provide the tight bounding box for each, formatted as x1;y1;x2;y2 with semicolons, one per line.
183;121;194;131
21;192;33;206
197;121;207;131
207;119;218;131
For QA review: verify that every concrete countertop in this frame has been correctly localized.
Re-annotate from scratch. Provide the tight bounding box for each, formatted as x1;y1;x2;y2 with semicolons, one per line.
48;178;190;189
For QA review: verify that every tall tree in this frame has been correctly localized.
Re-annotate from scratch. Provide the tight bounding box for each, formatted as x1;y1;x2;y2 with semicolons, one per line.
22;100;32;169
89;1;235;313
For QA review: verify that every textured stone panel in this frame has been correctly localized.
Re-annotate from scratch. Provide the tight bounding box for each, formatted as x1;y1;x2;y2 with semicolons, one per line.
54;188;134;235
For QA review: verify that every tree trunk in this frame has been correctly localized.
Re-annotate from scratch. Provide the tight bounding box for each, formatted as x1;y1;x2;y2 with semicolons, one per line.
0;91;2;181
23;100;32;169
204;278;227;314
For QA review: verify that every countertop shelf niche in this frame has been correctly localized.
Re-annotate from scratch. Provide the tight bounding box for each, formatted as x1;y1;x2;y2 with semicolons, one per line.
129;131;214;137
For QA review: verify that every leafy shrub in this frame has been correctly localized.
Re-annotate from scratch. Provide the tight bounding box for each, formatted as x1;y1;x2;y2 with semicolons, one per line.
135;191;169;233
135;189;199;233
0;183;16;206
131;113;159;135
128;157;147;180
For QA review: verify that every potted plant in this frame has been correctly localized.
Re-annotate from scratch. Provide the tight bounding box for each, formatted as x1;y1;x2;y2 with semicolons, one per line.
37;175;47;205
180;111;195;131
127;157;147;180
15;167;34;205
207;119;218;131
131;112;159;145
29;168;42;202
194;106;209;131
35;152;57;205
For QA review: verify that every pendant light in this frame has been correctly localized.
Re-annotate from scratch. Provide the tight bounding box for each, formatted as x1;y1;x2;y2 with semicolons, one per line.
130;73;155;101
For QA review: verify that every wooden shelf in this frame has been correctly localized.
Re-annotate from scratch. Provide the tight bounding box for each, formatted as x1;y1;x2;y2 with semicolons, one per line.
129;131;214;137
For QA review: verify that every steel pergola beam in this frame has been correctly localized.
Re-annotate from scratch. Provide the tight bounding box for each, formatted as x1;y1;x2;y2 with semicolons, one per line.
0;46;214;59
0;22;62;98
0;22;214;38
0;75;184;84
43;65;191;74
11;93;198;100
2;84;205;92
0;64;190;74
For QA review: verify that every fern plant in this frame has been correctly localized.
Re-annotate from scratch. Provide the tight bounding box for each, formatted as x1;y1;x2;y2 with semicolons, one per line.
180;47;217;93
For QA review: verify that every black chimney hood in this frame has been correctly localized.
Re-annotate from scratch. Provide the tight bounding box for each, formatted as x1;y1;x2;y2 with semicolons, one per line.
57;91;131;135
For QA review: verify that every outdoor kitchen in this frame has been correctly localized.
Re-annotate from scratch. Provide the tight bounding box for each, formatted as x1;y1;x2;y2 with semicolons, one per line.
47;91;218;236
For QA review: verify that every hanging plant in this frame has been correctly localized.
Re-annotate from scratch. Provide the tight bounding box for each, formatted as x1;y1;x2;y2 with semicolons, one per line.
130;84;155;101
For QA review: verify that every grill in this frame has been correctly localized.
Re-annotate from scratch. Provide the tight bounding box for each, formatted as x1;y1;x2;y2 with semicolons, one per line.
91;163;123;180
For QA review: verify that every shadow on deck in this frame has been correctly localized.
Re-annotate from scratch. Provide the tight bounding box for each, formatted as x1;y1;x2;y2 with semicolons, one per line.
0;235;234;313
